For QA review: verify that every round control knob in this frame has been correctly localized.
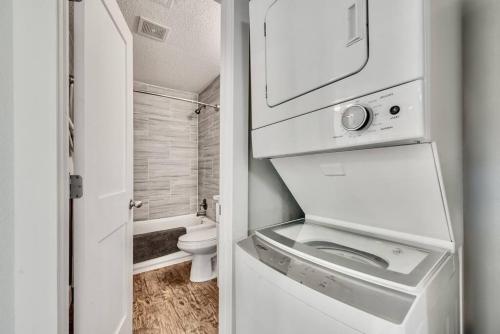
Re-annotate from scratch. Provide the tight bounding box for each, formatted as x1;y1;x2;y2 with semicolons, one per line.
341;105;372;131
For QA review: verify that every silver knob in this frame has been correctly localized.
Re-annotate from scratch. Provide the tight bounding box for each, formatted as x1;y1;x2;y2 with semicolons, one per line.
129;200;143;210
341;104;372;131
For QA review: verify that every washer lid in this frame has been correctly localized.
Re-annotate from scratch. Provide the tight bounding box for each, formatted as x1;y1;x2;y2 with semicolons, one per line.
271;143;455;250
179;228;217;243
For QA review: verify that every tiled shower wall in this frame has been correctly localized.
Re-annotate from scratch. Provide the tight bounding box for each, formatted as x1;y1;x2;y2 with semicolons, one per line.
198;77;220;221
133;82;199;221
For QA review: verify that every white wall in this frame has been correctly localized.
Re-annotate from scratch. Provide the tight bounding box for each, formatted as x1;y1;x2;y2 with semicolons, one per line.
462;0;500;333
0;1;61;333
0;0;15;332
248;149;303;231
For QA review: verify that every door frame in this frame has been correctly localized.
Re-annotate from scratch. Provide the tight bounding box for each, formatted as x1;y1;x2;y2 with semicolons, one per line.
57;0;70;333
218;0;250;333
56;0;250;333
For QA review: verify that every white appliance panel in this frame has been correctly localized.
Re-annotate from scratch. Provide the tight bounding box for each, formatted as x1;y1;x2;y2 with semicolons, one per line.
250;0;424;129
236;236;418;333
236;264;363;334
252;80;426;158
236;236;459;334
265;0;368;106
270;144;454;248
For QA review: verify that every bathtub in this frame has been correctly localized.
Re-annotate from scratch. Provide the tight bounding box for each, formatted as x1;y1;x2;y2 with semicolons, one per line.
133;214;216;274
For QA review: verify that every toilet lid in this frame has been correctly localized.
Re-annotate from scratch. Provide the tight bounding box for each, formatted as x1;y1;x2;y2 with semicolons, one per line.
179;227;217;243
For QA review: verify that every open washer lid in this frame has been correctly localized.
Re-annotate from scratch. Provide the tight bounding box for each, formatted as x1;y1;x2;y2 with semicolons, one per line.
271;143;455;251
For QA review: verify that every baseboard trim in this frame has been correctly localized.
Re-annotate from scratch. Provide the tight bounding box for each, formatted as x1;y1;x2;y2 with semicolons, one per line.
133;251;192;275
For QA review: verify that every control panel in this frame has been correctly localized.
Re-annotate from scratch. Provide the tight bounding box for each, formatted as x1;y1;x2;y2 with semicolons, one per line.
331;80;426;147
251;80;427;158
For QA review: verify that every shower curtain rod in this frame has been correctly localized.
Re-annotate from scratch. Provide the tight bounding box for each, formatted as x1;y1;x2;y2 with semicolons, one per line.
133;89;220;111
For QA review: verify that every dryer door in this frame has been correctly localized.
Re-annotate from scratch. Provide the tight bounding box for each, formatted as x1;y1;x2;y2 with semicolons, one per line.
265;0;368;107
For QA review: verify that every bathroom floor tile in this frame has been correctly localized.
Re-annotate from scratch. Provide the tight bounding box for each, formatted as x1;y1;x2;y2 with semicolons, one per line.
133;261;218;334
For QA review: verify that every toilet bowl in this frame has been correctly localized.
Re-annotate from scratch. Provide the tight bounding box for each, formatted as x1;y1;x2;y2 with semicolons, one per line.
177;227;217;282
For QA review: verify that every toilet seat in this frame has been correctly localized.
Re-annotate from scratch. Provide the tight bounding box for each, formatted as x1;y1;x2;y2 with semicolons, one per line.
179;227;216;243
178;227;217;251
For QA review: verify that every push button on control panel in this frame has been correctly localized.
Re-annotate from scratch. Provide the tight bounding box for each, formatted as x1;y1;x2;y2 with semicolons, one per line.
390;105;400;115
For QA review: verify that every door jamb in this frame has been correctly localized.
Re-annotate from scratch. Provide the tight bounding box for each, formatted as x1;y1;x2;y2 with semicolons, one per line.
219;0;250;333
57;0;70;333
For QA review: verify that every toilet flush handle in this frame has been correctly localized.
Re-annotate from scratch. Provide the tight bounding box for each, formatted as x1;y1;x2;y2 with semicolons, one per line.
129;200;143;210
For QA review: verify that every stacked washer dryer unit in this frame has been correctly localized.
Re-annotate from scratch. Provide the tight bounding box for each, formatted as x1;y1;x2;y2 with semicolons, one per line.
236;0;462;333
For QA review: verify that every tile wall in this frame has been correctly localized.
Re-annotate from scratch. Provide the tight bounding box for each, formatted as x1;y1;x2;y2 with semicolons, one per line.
133;82;199;221
197;76;220;221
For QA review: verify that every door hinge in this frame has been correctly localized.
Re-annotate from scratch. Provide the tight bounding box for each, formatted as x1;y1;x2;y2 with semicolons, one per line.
70;175;83;199
264;22;267;37
69;0;82;2
265;85;268;98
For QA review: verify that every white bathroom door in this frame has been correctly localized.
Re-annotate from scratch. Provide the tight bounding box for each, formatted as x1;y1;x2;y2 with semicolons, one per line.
73;0;134;333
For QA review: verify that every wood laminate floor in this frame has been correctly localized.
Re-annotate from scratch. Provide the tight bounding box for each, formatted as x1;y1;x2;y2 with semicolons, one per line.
133;262;218;334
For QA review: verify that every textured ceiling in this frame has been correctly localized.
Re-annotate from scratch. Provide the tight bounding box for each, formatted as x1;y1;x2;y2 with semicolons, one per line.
117;0;221;93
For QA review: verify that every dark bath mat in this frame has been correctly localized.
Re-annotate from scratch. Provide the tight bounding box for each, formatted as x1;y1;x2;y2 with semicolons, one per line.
133;227;187;264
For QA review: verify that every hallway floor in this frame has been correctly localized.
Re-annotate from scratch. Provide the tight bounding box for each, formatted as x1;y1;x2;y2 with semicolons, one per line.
133;262;218;334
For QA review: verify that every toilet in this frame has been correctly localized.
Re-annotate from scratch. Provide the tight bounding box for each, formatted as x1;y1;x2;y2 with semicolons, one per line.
177;195;220;282
177;227;217;282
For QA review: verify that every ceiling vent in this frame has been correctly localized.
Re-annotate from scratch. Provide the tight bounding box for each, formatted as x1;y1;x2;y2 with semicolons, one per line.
137;17;170;42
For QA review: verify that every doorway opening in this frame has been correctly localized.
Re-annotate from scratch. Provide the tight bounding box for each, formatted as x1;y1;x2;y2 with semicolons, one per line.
68;0;221;332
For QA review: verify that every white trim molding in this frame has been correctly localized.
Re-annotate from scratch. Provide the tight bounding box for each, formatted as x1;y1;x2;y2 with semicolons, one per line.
133;252;192;275
57;0;70;333
219;0;250;333
13;1;62;333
